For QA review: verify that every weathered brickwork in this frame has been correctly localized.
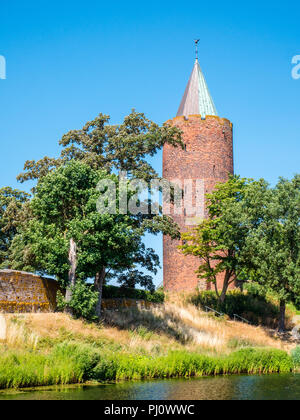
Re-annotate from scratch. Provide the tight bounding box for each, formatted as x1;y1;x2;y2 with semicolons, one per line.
0;270;60;313
163;115;234;292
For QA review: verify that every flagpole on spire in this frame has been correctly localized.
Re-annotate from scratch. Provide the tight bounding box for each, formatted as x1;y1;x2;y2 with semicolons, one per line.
194;39;200;61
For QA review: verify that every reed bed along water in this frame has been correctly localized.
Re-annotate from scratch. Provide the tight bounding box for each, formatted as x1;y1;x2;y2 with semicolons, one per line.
0;344;294;389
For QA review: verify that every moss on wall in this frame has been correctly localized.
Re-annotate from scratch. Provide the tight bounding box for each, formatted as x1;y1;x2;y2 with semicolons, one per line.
0;270;60;313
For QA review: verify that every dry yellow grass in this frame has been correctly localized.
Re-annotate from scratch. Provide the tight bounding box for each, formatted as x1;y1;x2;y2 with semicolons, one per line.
6;313;150;349
166;303;287;349
14;313;102;340
104;302;290;353
4;298;292;357
5;318;39;350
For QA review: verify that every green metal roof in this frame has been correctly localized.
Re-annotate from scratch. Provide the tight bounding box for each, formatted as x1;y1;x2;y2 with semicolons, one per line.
177;59;217;118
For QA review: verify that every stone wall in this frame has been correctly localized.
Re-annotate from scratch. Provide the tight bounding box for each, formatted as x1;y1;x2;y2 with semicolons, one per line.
0;270;60;313
163;115;234;292
0;270;157;314
102;298;157;311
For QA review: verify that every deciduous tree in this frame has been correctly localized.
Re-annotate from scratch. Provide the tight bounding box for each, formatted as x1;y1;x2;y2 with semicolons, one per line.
180;176;265;303
15;111;183;315
242;175;300;332
12;160;179;317
0;187;30;267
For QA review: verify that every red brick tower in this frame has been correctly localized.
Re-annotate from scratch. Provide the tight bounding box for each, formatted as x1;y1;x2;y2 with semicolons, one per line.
163;56;234;292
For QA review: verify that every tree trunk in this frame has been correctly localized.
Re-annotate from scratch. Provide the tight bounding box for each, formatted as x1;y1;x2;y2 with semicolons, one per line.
219;286;228;304
219;271;230;304
95;267;106;319
65;238;77;315
278;300;286;333
213;281;220;298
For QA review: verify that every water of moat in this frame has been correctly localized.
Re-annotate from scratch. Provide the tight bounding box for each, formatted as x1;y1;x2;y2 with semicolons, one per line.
0;374;300;400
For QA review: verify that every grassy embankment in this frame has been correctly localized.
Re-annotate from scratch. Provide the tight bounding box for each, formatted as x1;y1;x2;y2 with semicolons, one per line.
0;295;299;389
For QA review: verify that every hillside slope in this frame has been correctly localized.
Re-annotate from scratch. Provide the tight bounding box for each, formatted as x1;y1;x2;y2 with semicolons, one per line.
0;300;298;390
5;301;294;355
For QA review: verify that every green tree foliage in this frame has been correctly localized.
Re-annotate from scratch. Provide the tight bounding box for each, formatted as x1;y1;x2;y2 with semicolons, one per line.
13;111;183;317
12;161;152;313
0;187;30;267
56;281;99;321
242;175;300;332
181;174;300;332
180;175;256;302
17;111;183;184
11;160;180;317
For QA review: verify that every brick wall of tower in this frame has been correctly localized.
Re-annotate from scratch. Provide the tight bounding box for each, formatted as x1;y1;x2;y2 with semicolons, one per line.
163;115;234;292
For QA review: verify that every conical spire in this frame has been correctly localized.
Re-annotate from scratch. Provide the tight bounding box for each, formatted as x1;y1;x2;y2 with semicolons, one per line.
177;59;217;118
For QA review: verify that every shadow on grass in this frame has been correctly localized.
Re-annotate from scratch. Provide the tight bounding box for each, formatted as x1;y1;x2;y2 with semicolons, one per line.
189;290;294;330
102;305;194;344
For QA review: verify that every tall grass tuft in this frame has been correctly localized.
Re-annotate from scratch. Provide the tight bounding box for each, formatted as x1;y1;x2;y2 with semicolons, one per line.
6;319;39;350
0;345;293;389
92;348;293;382
291;346;300;368
0;342;100;389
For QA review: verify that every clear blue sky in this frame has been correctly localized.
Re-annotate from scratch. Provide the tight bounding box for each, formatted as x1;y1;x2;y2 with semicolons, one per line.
0;1;299;286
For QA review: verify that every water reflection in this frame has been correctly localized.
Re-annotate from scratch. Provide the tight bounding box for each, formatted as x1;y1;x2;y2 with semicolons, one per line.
1;374;300;400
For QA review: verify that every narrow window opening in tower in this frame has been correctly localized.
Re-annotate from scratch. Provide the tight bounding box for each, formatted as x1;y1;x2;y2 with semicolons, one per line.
184;144;187;152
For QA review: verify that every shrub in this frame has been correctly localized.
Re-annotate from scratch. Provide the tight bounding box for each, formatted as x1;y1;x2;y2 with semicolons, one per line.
102;285;164;303
189;290;280;327
57;281;99;321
